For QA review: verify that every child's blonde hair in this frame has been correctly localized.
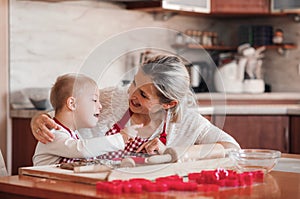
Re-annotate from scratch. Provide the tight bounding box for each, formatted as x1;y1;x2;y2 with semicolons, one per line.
50;73;98;113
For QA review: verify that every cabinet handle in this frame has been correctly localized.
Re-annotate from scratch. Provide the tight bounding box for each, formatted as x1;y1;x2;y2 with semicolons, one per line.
284;127;290;153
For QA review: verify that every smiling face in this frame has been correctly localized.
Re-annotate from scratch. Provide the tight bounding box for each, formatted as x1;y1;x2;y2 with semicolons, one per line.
128;69;162;115
73;84;102;129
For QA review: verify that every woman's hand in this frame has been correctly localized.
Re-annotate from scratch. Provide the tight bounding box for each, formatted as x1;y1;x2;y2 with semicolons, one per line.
30;113;59;144
136;138;166;155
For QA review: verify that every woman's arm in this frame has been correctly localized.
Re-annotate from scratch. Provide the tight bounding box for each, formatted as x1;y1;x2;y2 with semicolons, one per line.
30;112;59;144
167;109;241;150
217;141;240;150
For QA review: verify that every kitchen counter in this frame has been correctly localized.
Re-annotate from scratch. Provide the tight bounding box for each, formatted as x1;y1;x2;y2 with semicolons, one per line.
10;92;300;118
10;104;300;118
195;92;300;100
196;104;300;115
10;109;49;119
194;92;300;115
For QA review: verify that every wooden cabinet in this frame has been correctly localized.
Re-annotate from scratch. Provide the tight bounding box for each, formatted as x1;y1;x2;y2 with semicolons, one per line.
121;0;300;16
123;0;272;15
213;115;290;152
211;0;270;14
12;118;37;175
290;116;300;154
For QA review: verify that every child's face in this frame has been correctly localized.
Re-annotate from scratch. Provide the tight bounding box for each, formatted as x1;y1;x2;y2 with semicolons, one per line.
74;84;101;129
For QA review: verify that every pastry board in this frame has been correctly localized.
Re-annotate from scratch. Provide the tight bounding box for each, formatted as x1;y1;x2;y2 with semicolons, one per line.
19;164;110;185
19;158;234;184
109;157;233;181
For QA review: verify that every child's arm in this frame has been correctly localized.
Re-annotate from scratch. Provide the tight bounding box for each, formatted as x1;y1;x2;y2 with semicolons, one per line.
34;130;126;160
119;124;143;142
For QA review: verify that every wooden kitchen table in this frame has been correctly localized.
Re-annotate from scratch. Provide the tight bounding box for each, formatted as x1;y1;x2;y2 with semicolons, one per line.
0;155;300;199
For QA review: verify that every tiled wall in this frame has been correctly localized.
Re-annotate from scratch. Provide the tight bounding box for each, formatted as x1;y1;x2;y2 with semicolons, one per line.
10;0;300;98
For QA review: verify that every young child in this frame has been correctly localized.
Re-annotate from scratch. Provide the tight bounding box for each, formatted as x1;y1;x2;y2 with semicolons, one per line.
33;73;139;166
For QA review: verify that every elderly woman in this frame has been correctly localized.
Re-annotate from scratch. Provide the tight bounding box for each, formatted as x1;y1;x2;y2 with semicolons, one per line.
31;54;240;159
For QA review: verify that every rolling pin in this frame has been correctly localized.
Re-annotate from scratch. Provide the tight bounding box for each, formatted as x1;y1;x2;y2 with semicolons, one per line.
149;143;225;164
120;144;225;167
73;164;113;173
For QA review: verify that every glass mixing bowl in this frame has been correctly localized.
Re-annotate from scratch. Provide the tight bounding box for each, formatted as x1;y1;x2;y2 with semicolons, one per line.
228;149;281;173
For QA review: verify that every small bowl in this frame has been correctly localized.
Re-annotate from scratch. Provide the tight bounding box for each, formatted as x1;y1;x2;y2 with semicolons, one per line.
29;98;51;110
228;149;281;173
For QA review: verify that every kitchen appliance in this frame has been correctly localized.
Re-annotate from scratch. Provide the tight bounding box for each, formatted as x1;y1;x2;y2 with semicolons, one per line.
214;60;244;93
187;62;215;93
162;0;210;13
214;44;265;93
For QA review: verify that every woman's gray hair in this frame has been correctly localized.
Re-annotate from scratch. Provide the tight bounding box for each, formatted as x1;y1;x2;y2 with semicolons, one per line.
141;54;196;122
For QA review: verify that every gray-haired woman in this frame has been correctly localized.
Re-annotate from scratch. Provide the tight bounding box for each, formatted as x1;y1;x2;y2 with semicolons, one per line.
31;54;240;159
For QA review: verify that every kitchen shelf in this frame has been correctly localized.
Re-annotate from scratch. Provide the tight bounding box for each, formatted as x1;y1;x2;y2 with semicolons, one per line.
172;43;297;51
171;44;236;51
260;44;297;50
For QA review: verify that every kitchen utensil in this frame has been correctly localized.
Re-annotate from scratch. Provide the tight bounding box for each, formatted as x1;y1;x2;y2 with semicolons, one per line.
123;144;225;167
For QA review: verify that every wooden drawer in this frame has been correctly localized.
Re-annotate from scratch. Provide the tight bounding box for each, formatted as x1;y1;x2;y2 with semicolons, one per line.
211;0;270;14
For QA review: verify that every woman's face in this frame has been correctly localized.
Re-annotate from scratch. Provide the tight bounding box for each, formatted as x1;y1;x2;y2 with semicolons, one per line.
128;69;162;115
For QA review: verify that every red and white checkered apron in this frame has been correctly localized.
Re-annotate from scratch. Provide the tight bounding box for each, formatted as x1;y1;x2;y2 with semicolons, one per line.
97;109;167;160
58;109;168;163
